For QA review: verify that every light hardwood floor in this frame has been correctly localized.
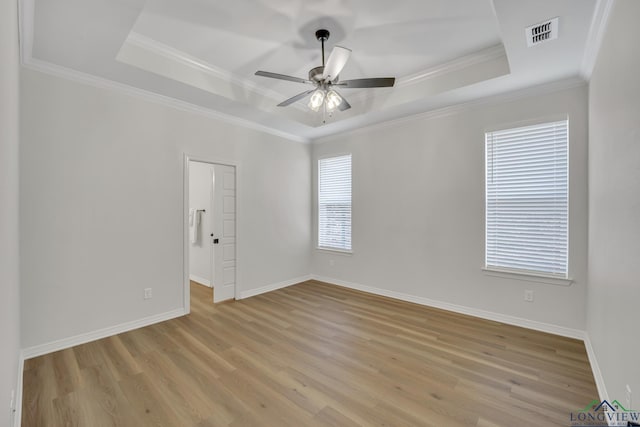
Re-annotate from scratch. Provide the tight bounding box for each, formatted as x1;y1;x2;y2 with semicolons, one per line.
22;280;597;426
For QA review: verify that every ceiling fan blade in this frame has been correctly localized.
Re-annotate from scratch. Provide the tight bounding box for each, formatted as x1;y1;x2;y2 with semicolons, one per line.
255;71;310;84
337;77;396;88
277;89;315;107
322;46;351;81
335;91;351;111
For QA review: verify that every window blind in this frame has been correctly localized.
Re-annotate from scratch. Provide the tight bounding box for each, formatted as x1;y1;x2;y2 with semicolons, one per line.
485;120;568;276
318;155;352;251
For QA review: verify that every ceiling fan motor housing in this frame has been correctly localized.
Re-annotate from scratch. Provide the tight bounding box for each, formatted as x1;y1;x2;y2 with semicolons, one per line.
309;66;325;82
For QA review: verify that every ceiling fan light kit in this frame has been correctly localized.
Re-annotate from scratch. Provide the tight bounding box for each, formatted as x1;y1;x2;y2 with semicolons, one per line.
308;89;326;112
255;28;396;118
325;90;343;111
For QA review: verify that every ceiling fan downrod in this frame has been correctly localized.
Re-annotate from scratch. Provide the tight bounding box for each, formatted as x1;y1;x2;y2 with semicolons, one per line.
308;29;331;83
315;29;330;67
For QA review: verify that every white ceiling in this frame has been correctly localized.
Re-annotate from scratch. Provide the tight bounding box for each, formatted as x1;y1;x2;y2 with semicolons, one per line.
21;0;604;142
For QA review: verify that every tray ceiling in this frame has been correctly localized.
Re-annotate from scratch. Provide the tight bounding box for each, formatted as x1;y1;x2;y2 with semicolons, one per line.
22;0;601;141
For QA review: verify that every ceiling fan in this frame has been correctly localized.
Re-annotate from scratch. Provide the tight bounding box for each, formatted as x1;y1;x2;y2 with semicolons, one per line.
255;29;395;113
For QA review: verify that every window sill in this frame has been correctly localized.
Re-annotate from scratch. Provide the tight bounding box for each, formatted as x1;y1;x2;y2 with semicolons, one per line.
316;247;353;255
482;267;573;286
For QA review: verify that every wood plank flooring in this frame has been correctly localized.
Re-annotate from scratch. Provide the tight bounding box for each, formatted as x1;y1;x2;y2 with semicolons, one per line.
22;280;598;426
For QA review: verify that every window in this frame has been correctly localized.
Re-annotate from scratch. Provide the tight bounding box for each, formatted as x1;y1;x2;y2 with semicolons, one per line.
318;154;352;251
485;120;568;277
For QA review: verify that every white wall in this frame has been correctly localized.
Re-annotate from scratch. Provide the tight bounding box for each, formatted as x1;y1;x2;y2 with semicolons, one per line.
0;0;21;424
188;161;213;286
311;85;589;331
20;68;311;349
587;0;640;404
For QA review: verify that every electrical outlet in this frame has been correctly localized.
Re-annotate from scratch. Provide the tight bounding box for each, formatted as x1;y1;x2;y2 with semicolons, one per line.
144;288;152;300
329;259;335;267
524;290;534;302
626;384;632;409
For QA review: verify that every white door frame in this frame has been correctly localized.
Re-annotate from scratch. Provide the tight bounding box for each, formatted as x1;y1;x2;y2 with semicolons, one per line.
183;154;240;313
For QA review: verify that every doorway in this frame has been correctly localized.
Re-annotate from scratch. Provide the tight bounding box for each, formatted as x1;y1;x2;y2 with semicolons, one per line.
185;157;237;311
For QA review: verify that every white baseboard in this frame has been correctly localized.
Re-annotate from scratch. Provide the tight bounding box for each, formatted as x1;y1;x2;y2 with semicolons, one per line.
310;275;586;340
13;353;24;427
189;274;211;287
22;308;187;360
310;275;615;410
238;274;312;299
583;333;609;402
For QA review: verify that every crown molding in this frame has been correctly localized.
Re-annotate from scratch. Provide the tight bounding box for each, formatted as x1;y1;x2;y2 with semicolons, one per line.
22;57;310;143
332;44;510;121
396;44;507;88
17;0;33;65
312;76;586;143
126;32;246;90
17;0;509;142
17;0;309;143
124;32;307;113
125;34;507;111
580;0;615;80
17;0;594;145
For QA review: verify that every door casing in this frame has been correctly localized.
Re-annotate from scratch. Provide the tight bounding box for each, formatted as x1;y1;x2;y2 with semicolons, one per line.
183;154;240;313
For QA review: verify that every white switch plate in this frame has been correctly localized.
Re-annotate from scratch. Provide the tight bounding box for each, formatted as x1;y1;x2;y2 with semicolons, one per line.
144;288;152;300
524;290;534;302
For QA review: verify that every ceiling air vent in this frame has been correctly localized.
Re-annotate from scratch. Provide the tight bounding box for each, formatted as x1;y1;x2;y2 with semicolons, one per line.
526;17;559;47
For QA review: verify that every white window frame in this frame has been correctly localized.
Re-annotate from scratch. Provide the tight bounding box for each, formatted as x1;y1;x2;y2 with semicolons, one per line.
317;154;352;253
484;119;571;282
